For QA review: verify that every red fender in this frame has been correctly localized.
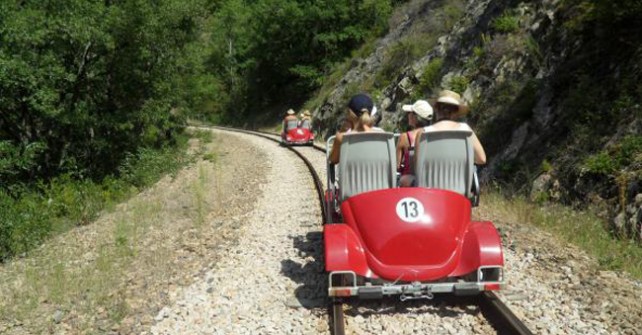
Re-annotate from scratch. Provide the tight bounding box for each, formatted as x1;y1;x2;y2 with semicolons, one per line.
450;221;504;277
323;224;376;278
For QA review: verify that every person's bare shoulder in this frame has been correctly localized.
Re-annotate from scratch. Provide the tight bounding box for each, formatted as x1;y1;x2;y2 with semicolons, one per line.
397;131;408;148
335;131;344;142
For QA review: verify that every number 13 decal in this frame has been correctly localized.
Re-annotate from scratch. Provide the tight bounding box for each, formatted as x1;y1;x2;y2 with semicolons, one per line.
396;198;425;223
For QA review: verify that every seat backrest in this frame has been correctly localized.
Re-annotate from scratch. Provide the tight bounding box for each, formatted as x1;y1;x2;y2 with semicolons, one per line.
415;128;474;197
285;119;299;130
338;132;396;200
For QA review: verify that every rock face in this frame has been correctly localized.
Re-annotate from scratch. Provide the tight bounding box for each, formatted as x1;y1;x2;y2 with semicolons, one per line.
311;0;642;235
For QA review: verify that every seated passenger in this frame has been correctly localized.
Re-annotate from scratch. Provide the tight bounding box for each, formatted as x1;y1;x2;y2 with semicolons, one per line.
299;110;312;129
329;93;381;164
397;100;433;187
283;109;298;132
414;90;486;167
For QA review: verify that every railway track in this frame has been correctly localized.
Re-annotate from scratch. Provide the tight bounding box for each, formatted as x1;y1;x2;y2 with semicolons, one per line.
210;126;532;335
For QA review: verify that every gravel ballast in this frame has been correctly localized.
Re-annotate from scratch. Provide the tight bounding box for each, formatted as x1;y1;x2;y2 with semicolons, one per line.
150;129;641;335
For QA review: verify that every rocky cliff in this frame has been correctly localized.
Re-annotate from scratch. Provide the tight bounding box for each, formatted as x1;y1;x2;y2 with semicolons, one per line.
310;0;642;238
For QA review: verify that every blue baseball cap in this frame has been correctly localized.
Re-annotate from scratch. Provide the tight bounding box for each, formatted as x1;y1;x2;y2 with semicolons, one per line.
347;94;374;116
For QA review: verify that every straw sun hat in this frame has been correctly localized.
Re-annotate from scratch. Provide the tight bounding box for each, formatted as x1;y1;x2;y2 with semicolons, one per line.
435;90;470;116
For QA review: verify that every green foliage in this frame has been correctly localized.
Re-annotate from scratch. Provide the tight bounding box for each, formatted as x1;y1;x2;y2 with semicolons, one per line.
532;190;550;205
0;0;205;183
473;46;485;58
524;35;542;63
447;75;470;94
352;38;378;59
617;136;642;167
442;3;465;29
375;39;423;87
583;152;617;175
413;58;444;98
223;0;394;114
492;11;520;33
583;136;642;175
197;0;400;124
0;0;216;259
0;135;191;261
541;159;553;173
0;191;48;259
118;140;190;189
0;141;46;183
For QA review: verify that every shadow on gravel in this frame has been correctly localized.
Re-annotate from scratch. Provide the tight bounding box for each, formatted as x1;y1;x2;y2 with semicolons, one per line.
343;295;482;319
280;231;327;309
281;231;482;320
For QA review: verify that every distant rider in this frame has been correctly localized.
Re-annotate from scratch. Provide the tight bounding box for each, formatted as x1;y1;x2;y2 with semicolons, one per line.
283;109;299;133
299;110;312;129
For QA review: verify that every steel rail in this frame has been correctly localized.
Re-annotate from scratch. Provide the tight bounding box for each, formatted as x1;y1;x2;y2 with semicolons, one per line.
479;291;533;335
331;299;345;335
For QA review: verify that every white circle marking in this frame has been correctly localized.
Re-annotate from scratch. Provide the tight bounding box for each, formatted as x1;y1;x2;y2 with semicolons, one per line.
396;197;424;223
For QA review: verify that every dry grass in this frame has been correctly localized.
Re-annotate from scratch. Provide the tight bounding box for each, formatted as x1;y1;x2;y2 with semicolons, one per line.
479;190;642;279
0;194;170;332
0;131;267;334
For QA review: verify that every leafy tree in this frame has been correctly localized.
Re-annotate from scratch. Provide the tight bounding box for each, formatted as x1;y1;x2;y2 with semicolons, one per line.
203;0;395;122
0;0;210;184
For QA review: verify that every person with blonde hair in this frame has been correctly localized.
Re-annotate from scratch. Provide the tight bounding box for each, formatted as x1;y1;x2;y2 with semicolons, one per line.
299;110;312;129
414;90;486;166
329;93;380;164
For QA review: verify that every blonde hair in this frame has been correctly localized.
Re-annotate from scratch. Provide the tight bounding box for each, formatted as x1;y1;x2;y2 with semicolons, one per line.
347;108;372;131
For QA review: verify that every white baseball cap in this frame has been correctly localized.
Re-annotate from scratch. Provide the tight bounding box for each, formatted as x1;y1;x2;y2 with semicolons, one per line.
402;100;433;120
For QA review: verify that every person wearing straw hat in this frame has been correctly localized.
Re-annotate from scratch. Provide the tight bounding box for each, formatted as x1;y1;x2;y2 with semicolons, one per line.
299;110;312;129
415;90;486;165
397;99;433;187
329;93;382;164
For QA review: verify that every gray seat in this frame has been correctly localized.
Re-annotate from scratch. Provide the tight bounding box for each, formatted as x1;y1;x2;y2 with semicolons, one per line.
414;129;474;198
285;120;299;131
337;132;396;200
